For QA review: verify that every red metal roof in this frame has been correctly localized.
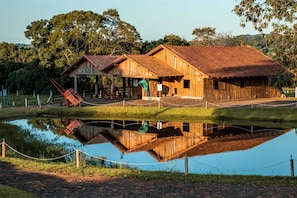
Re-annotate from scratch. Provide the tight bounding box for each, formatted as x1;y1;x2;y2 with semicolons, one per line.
62;55;119;75
148;45;285;78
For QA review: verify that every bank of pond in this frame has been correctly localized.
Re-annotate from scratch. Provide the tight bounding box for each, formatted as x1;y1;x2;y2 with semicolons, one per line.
1;117;297;176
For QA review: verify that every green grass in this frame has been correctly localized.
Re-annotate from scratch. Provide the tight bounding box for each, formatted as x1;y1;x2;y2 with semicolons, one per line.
0;184;39;198
1;105;297;128
2;94;297;128
0;94;58;107
1;157;297;187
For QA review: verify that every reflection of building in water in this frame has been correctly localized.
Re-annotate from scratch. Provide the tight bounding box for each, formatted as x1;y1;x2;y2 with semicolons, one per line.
63;119;289;162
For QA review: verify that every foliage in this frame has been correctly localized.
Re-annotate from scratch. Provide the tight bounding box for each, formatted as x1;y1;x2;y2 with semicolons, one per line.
25;9;142;69
0;42;38;87
0;122;66;160
1;9;142;94
0;184;39;198
140;34;189;54
268;68;295;91
233;0;297;32
190;27;233;46
266;24;297;75
233;0;297;82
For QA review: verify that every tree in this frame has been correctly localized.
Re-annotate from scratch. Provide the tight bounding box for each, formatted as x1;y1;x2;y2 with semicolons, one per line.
140;34;189;54
24;9;142;69
101;9;142;55
6;59;51;94
191;27;216;46
233;0;297;32
234;0;297;85
0;42;38;87
191;27;232;46
162;34;189;46
268;68;294;91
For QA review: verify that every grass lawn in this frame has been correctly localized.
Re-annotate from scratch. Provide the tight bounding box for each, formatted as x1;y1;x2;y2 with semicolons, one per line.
0;184;39;198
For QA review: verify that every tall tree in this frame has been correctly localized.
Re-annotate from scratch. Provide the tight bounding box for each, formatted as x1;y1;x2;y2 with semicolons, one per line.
233;0;297;85
233;0;297;32
101;9;142;55
267;24;297;71
191;27;232;46
24;9;142;68
140;34;189;54
0;42;38;87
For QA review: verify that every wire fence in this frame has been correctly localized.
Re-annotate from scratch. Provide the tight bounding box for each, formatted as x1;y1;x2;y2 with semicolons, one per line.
1;140;296;177
80;98;297;109
2;91;297;109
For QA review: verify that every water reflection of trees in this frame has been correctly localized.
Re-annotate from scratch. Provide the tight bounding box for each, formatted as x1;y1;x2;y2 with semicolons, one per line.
0;122;67;161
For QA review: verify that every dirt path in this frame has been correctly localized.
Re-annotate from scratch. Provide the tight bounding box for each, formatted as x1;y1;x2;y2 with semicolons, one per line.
1;162;297;198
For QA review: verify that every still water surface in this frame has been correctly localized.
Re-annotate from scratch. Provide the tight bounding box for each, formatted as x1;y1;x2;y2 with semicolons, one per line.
8;119;297;176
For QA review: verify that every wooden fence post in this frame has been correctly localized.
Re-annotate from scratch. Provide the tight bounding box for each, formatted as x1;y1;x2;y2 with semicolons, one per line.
184;155;188;176
76;150;80;169
2;138;5;159
290;155;294;177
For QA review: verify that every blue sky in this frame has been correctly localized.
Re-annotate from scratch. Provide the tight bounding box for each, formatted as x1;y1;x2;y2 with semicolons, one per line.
1;0;262;44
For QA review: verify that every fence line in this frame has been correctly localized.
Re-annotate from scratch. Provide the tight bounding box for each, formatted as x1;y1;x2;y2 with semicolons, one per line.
3;92;297;109
0;141;295;176
79;98;297;109
190;158;289;173
80;150;161;166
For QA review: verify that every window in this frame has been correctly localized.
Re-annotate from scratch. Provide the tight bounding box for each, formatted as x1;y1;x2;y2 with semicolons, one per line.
240;79;247;88
213;80;219;90
240;79;246;88
183;80;190;88
183;123;189;132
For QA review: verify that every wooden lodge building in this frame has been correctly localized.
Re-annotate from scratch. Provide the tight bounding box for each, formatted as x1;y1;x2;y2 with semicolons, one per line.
63;45;285;101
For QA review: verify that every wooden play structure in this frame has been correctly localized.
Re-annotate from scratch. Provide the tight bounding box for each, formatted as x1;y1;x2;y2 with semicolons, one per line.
49;78;83;107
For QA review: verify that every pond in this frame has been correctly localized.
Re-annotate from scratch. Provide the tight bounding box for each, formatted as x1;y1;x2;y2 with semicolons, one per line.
6;118;297;176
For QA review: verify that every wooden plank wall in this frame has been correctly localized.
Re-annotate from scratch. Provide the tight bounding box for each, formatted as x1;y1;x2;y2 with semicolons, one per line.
204;77;281;101
152;48;205;98
110;129;157;150
70;60;101;76
112;59;158;79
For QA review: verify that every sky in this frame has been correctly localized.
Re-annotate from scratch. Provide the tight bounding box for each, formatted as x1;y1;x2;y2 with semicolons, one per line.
0;0;262;44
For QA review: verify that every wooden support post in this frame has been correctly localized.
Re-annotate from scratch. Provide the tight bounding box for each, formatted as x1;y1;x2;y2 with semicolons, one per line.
290;155;294;177
74;75;78;93
184;155;188;176
2;138;5;159
76;150;80;169
37;94;41;108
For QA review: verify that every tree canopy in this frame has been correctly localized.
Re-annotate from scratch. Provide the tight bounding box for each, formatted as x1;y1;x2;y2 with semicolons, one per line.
191;27;233;46
233;0;297;31
234;0;297;85
25;9;142;68
140;34;189;54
